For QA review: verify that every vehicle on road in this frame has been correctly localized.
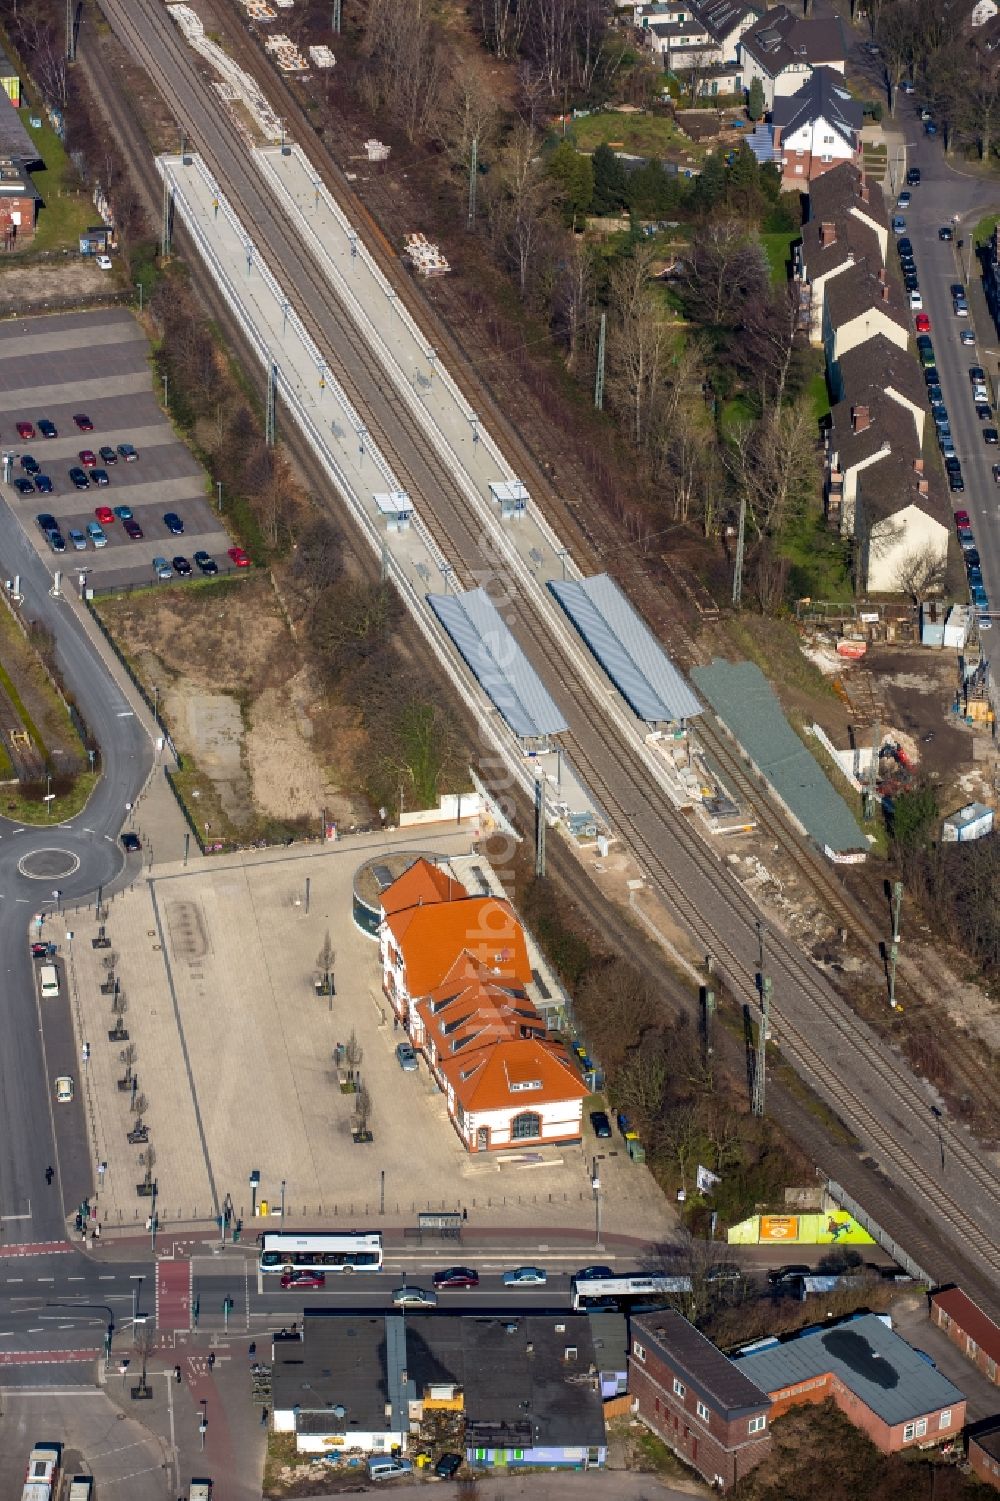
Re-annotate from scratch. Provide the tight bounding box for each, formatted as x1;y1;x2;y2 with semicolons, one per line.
915;312;930;332
571;1272;691;1310
123;518;144;539
905;163;920;182
95;506;114;525
976;403;993;420
79;449;97;467
163;511;184;534
117;442;138;461
69;530;87;551
73;413;94;431
432;1266;479;1289
590;1109;612;1138
767;1263;811;1286
38;418;57;438
35;474;53;495
152;557;173;580
99;445;118;465
392;1285;438;1307
575;1265;614;1281
69;467;90;490
961;329;976;346
705;1262;743;1284
13;477;33;496
939;224;953;240
194;550;218;575
39;964;60;997
55;1075;74;1103
173;555;192;577
395;1041;418;1071
985;429;999;444
502;1266;548;1285
279;1269;326;1289
228;545;250;567
434;1454;463;1479
925;120;938;134
86;521;108;548
260;1230;383;1272
121;832;142;852
92;468;110;487
896;190;911;209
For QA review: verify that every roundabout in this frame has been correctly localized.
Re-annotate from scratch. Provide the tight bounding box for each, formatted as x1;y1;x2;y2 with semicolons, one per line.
17;848;82;881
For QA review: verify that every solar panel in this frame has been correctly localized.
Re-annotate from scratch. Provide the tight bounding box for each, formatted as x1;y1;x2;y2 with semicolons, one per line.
549;574;702;724
428;588;568;740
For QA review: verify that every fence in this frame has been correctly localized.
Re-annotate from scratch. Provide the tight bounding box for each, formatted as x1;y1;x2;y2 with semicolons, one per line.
825;1178;933;1284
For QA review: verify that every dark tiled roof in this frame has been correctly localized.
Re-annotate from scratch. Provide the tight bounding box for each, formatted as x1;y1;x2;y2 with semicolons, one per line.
0;98;37;166
837;333;927;416
829;393;900;470
799;215;880;280
808;160;889;231
772;65;863;145
857;445;946;526
970;1419;1000;1464
932;1287;1000;1365
739;4;847;75
825;260;908;334
633;1310;771;1417
692;0;763;44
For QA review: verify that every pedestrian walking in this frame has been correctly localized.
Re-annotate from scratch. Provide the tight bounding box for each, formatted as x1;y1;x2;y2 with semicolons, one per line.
44;1166;54;1185
208;1351;216;1371
174;1365;182;1383
249;1340;257;1359
93;1221;101;1240
261;1406;269;1427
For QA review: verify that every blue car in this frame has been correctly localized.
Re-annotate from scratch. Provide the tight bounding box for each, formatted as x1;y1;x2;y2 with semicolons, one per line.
35;474;53;494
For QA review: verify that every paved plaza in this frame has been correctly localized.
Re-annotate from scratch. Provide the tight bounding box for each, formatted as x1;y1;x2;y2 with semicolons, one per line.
61;827;676;1241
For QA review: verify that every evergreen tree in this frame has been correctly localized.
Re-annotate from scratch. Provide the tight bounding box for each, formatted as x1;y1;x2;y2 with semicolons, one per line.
692;148;726;212
748;77;765;122
546;141;595;229
590;142;631;214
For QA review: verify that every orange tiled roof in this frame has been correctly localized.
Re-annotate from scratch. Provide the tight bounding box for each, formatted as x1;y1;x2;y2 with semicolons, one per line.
415;954;545;1056
386;896;532;997
380;857;467;918
438;1036;588;1114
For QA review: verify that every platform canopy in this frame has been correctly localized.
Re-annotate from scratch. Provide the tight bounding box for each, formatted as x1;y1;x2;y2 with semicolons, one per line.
549;573;702;724
428;587;568;740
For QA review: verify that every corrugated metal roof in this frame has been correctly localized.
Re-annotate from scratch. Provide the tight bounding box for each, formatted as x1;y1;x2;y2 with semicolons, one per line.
428;588;568;739
691;658;865;853
549;574;702;724
733;1314;965;1428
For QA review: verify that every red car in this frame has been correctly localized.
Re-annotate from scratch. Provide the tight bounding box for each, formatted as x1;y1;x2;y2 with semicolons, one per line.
16;420;35;440
228;545;250;568
73;413;94;432
123;517;144;540
431;1266;479;1289
95;505;114;525
280;1269;326;1290
914;312;931;332
954;510;971;527
79;449;97;468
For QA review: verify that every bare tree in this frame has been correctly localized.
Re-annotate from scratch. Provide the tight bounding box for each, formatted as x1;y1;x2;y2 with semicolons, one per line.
551;236;597;372
354;1083;374;1140
485;124;551;298
678;222;770;330
876;0;917;114
344;1027;363;1084
316;931;337;996
740;284;803;411
608;244;669;447
725;398;820;542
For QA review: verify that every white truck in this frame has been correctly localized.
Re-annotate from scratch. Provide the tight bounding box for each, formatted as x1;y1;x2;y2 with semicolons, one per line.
22;1442;61;1501
68;1480;94;1501
189;1481;214;1500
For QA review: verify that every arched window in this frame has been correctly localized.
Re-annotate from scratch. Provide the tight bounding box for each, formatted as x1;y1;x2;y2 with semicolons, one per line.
511;1111;541;1141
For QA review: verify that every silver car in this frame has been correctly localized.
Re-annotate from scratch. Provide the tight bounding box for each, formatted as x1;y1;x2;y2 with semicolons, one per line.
68;529;88;551
152;556;173;581
391;1285;438;1308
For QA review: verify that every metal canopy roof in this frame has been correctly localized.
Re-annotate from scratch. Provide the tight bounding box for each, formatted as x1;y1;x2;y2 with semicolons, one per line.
549;573;702;724
428;587;568;740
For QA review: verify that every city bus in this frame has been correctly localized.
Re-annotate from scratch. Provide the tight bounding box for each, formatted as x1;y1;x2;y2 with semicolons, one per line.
259;1231;383;1273
570;1273;691;1311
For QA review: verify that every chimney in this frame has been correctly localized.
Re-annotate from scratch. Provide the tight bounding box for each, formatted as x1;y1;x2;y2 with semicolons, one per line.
851;405;870;433
877;266;887;284
858;175;870;204
913;458;924;475
881;282;890;301
917;478;929;497
819;221;837;247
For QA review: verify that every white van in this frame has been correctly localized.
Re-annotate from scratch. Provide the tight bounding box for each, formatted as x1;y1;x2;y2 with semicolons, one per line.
39;965;59;999
68;1480;94;1501
367;1455;413;1481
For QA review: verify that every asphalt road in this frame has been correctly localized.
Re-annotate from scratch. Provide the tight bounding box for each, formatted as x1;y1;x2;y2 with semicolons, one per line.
0;496;153;1247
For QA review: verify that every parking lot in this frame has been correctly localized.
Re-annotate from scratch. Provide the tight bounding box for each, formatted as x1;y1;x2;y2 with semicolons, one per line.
58;828;674;1242
0;308;237;587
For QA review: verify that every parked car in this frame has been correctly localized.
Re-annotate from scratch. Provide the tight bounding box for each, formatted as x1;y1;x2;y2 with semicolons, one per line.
949;470;966;492
123;518;144;539
152;557;173;580
973;384;990;405
502;1266;548;1285
976;403;993;420
173;555;192;577
280;1269;326;1289
36;512;58;536
99;445;118;465
392;1286;438;1308
194;550;218;575
35;474;53;495
434;1454;463;1480
927;384;943;405
705;1262;743;1284
915;312;931;332
55;1075;74;1103
117;442;138;461
228;545;250;567
113;504;133;521
69;466;90;490
395;1041;418;1072
163;511;184;534
78;448;97;467
905;164;920;183
939;224;954;240
767;1263;811;1286
121;832;142;852
21;454;40;475
908;289;923;311
95;506;114;525
891;215;906;234
73;413;94;431
896;237;912;256
954;509;971;526
993;463;1000;483
69;529;88;551
96;254;113;271
969;363;986;383
15;420;35;439
923;366;940;385
86;521;108;548
896;191;911;209
984;429;999;444
590;1109;612;1139
961;329;976;346
38;419;57;438
13;476;34;496
432;1267;479;1289
92;468;110;487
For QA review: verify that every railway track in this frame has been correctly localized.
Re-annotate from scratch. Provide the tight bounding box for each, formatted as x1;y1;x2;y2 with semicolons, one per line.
87;0;1000;1297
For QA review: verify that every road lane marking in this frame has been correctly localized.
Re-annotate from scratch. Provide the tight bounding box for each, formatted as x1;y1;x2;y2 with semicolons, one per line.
98;1275;116;1281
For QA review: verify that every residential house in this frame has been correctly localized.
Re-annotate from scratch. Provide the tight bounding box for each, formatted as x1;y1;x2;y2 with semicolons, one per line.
822;260;908;386
969;1419;1000;1492
0;156;37;249
378;857;586;1152
795;215;881;345
272;1310;607;1470
772;66;863;186
807;160;890;259
737;4;847;111
642;15;712;59
854;450;950;595
930;1287;1000;1388
733;1313;966;1453
629;1310;772;1491
825;391;909;531
692;0;763;62
834;333;927;438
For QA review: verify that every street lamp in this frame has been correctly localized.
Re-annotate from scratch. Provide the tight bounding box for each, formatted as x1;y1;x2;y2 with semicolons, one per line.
280;1179;286;1220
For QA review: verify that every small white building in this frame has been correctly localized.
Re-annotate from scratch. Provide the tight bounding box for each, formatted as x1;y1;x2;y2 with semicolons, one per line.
772;67;862;186
942;803;994;842
738;4;847;110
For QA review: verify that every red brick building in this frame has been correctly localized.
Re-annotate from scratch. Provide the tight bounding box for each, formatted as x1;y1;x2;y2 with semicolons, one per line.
930;1287;1000;1387
0;157;37;248
969;1420;1000;1491
629;1310;772;1491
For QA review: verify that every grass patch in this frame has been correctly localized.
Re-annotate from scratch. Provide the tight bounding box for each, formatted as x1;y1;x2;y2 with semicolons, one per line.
635;1427;694;1478
720;395;755;437
1;771;99;825
808;368;831;423
167;758;239;848
726;615;838;701
974;212;999;248
3;92;94;256
760;229;797;284
781;510;853;603
567;110;706;161
0;657;48;759
0;741;13;779
263;1431;298;1494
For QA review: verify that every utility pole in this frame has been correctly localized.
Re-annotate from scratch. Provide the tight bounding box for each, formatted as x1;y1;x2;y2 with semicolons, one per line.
751;977;771;1117
534;776;546;878
265;358;277;447
864;718;881;820
891;880;903;945
887;942;899;1010
732;494;746;608
161;178;174;259
594;312;606;411
332;0;341;32
467;137;478;231
66;0;76;63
